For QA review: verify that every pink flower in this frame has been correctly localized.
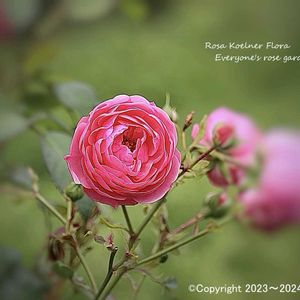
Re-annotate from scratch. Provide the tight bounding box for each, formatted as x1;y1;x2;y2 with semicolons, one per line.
239;130;300;231
213;123;235;147
191;107;261;186
207;165;243;186
65;95;181;207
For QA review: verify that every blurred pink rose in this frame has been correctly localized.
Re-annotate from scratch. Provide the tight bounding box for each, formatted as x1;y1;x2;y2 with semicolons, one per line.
65;95;181;207
191;107;261;186
239;130;300;231
207;165;243;186
212;123;235;147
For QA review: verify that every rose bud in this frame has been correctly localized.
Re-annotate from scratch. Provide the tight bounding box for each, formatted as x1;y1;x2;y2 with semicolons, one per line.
48;238;65;261
64;182;84;202
65;95;181;207
48;227;66;261
163;99;178;123
204;192;231;218
239;130;300;231
207;163;244;187
169;109;178;123
164;108;178;123
183;111;195;131
212;123;235;148
191;107;261;187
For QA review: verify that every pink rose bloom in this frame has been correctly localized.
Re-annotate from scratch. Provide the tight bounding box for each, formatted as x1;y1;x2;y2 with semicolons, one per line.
65;95;181;207
191;107;261;186
239;130;300;231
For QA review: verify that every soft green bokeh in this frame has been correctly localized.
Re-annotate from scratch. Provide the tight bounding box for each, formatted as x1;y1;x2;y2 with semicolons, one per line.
1;1;300;299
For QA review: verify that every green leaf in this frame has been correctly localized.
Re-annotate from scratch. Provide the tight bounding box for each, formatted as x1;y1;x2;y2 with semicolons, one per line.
53;81;97;116
193;160;211;176
75;196;96;222
94;235;106;244
99;216;128;232
40;131;72;191
53;261;74;279
9;167;32;190
219;161;231;182
0;112;28;142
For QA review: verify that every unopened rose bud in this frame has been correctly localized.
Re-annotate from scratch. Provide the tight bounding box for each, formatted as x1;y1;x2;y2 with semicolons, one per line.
207;163;243;187
204;192;231;218
105;233;115;251
213;123;235;148
170;109;178;123
65;182;84;202
165;108;178;123
183;111;195;131
163;95;178;123
48;238;65;261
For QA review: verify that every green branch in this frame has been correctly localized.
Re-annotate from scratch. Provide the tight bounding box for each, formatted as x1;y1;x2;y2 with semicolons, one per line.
74;241;98;294
98;267;127;300
35;192;67;225
94;247;118;300
133;197;166;246
121;206;135;235
136;218;231;266
34;191;97;294
178;145;216;178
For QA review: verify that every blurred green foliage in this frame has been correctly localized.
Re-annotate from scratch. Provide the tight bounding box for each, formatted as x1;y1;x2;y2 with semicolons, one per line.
0;0;300;299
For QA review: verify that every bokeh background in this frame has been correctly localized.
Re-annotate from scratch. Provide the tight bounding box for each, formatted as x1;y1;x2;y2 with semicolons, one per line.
1;0;300;299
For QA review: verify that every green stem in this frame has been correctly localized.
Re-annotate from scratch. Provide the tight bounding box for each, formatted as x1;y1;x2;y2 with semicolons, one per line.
181;131;187;151
36;193;97;293
212;151;250;169
67;201;97;295
94;247;118;300
94;146;223;298
33;183;97;294
121;206;135;235
170;210;205;235
66;196;73;232
178;145;216;178
134;197;166;245
35;192;67;225
136;218;231;266
99;268;127;300
98;198;167;298
74;242;98;294
130;147;214;246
